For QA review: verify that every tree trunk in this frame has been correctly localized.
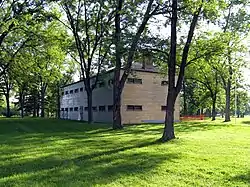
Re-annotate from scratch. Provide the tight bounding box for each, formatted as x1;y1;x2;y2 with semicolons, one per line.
113;78;123;129
20;93;25;118
113;0;123;129
87;90;93;124
183;78;187;115
212;97;216;121
162;91;176;141
40;88;46;118
37;101;40;117
57;85;60;119
224;67;232;122
161;0;177;142
5;92;11;118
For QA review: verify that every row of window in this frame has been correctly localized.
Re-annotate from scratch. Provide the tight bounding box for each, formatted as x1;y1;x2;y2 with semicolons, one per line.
62;79;169;96
61;105;168;112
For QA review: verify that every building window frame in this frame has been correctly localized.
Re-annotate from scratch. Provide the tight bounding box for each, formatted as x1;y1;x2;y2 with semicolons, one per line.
74;107;78;111
161;81;168;86
127;78;142;84
99;106;106;112
127;105;143;111
161;106;167;111
108;105;113;112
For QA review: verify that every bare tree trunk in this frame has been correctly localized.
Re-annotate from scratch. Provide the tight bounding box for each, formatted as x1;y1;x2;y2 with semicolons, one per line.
224;80;231;121
212;97;216;121
5;91;11;118
113;80;123;129
87;90;93;124
57;85;60;119
20;92;25;118
162;0;177;142
183;78;187;115
40;86;47;118
162;91;176;141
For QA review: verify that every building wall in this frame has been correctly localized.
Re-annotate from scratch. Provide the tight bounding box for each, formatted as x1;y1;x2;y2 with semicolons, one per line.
121;70;180;124
60;72;114;122
60;69;180;124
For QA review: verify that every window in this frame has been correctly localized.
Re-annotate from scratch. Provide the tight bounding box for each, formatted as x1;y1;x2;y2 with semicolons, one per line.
75;88;79;93
70;90;73;94
84;107;88;111
65;108;68;112
65;91;69;95
134;78;142;84
80;87;84;92
98;81;105;88
61;92;64;96
61;108;64;111
127;78;142;84
161;106;167;111
127;105;142;111
70;107;73;111
92;106;97;112
161;81;168;86
74;107;78;111
108;105;113;112
99;106;106;112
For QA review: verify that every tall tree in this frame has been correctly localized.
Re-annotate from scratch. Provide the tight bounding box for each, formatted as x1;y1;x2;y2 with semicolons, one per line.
161;0;225;141
112;0;163;129
60;0;113;123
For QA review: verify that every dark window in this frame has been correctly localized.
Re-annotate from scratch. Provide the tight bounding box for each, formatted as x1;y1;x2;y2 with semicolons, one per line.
84;107;88;111
108;105;113;112
127;78;142;84
134;78;142;84
134;105;142;111
161;106;167;111
75;88;79;93
80;87;84;92
70;90;73;94
65;91;69;95
98;81;105;88
99;106;106;112
61;92;64;96
70;107;73;111
127;105;134;110
92;106;97;112
127;105;143;111
65;108;68;112
127;78;134;84
61;108;64;111
74;107;78;111
161;81;168;86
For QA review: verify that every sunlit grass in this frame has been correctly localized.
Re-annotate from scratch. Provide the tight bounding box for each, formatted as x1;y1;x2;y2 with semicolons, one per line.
0;117;250;186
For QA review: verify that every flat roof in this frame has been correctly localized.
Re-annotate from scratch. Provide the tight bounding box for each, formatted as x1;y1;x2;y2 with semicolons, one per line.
61;67;160;88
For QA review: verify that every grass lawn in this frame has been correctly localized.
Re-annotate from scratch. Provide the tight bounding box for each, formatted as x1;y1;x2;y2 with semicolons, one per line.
0;117;250;186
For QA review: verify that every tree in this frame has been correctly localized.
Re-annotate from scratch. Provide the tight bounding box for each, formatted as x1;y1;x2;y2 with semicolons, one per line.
60;0;113;123
112;0;163;129
161;0;226;141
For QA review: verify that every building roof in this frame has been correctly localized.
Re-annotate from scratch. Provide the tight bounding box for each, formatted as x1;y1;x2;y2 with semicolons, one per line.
61;66;160;88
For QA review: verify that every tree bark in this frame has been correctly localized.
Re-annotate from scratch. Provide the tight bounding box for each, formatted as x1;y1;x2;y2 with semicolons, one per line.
113;80;123;129
40;85;47;118
20;91;25;118
87;90;93;123
212;97;216;121
57;85;60;119
162;0;177;142
224;78;231;122
183;78;187;115
5;92;11;118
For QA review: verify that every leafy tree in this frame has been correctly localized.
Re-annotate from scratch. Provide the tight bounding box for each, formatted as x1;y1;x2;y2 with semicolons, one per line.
161;0;226;141
59;0;113;123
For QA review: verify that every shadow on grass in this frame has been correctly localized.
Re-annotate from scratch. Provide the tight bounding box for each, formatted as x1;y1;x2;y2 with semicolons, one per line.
241;121;250;125
231;171;250;184
0;137;179;186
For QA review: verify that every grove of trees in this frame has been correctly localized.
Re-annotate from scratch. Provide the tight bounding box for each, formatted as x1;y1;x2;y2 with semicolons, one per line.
0;0;250;142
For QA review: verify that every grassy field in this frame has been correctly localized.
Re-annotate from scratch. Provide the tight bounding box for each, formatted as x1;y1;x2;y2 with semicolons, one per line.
0;117;250;187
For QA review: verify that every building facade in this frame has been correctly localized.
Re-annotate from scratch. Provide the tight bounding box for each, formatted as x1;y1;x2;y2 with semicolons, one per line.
60;67;180;124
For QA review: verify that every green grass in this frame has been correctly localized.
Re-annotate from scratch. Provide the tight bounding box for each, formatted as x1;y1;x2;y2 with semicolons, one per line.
0;117;250;187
